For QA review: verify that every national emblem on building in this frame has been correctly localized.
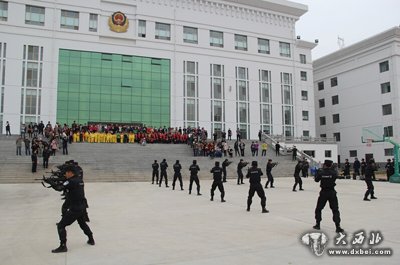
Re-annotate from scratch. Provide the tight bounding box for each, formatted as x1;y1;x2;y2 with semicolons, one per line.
108;11;129;33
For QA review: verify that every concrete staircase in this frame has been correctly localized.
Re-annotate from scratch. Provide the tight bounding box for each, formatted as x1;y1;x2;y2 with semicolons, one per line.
0;135;298;183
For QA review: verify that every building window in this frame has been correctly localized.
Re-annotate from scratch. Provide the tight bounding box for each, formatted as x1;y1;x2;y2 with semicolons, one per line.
210;30;223;47
349;150;357;157
300;71;307;81
325;150;332;158
0;1;7;21
236;67;249;139
259;69;272;135
155;22;171;40
318;81;324;91
183;61;198;127
301;90;308;101
385;148;394;156
281;72;293;137
279;42;291;57
319;98;325;108
332;95;339;105
183;26;198;44
331;77;338;87
302;111;309;121
138;20;146;37
381;82;390;94
332;113;340;123
25;5;45;26
320;116;326;126
234;34;247;51
303;130;310;137
258;38;270;54
60;10;79;30
211;64;225;133
384;126;393;137
320;134;327;138
89;13;98;32
382;104;392;115
300;54;306;64
333;132;341;142
379;61;389;72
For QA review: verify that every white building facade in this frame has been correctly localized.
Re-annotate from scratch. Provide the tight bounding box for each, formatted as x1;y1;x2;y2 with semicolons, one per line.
313;27;400;163
0;0;317;140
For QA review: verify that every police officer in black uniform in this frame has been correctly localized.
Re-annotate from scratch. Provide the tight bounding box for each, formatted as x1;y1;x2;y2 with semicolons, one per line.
189;160;201;195
360;158;366;178
237;159;248;185
172;160;184;190
246;161;268;213
364;159;378;201
159;159;169;187
152;160;159;184
210;161;226;202
313;160;344;233
293;160;304;191
222;159;231;182
265;159;277;188
51;164;94;253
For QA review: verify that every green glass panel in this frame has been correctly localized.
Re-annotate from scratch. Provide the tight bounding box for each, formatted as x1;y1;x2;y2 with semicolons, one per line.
132;89;141;97
69;51;81;58
142;64;151;72
80;76;91;85
90;93;100;102
80;68;91;75
101;68;112;77
81;58;91;67
90;112;100;120
69;85;79;93
79;84;89;92
101;112;111;121
90;102;101;111
112;78;121;86
102;60;112;69
58;84;68;92
57;109;68;118
79;93;90;101
57;101;68;110
79;102;89;111
91;67;101;77
59;49;70;57
58;74;69;83
121;113;131;121
142;89;151;97
101;103;111;111
132;105;141;113
91;52;101;59
101;77;112;85
121;88;132;96
111;103;121;111
69;75;80;84
68;101;79;109
121;104;130;112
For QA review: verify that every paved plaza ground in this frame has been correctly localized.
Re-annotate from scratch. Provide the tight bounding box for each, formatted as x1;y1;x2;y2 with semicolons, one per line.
0;176;399;265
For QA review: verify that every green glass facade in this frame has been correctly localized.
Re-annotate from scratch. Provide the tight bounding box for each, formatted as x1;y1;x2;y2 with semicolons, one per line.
57;49;170;127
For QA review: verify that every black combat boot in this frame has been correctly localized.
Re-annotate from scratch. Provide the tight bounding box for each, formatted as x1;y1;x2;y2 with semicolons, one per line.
221;198;226;202
87;235;95;245
210;196;214;201
52;243;67;253
313;223;320;230
262;208;269;213
335;225;344;233
371;196;378;199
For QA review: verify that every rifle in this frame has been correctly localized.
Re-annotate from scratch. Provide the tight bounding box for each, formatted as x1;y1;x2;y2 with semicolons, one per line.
35;170;65;190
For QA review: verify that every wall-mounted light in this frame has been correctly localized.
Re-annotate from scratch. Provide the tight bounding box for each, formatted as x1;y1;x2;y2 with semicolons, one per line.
297;35;301;39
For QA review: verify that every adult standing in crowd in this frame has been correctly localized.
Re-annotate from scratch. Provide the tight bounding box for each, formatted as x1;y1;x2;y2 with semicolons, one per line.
16;136;23;155
43;145;51;169
31;150;38;173
24;137;31;156
275;142;280;156
210;161;225;202
246;161;268;213
6;121;11;136
385;158;394;182
343;159;350;179
292;146;297;161
360;158;366;178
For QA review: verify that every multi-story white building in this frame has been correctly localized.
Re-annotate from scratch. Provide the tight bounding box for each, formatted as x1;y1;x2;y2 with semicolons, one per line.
313;26;400;163
0;0;317;140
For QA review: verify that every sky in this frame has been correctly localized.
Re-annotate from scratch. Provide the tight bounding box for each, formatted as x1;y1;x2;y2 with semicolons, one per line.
293;0;400;60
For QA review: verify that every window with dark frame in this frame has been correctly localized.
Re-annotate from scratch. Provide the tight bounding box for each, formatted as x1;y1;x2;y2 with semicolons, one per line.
319;98;325;108
381;82;390;94
258;38;270;54
331;77;338;87
349;150;357;157
183;26;198;44
210;30;223;47
333;132;340;142
25;5;45;26
302;110;309;121
301;90;308;100
332;95;339;105
382;104;392;115
320;116;326;125
60;10;79;30
155;22;171;40
300;54;306;64
379;61;389;73
384;126;393;137
325;150;332;157
332;113;340;123
234;34;247;51
300;71;307;81
318;81;324;91
384;148;393;156
138;20;146;37
0;1;8;21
